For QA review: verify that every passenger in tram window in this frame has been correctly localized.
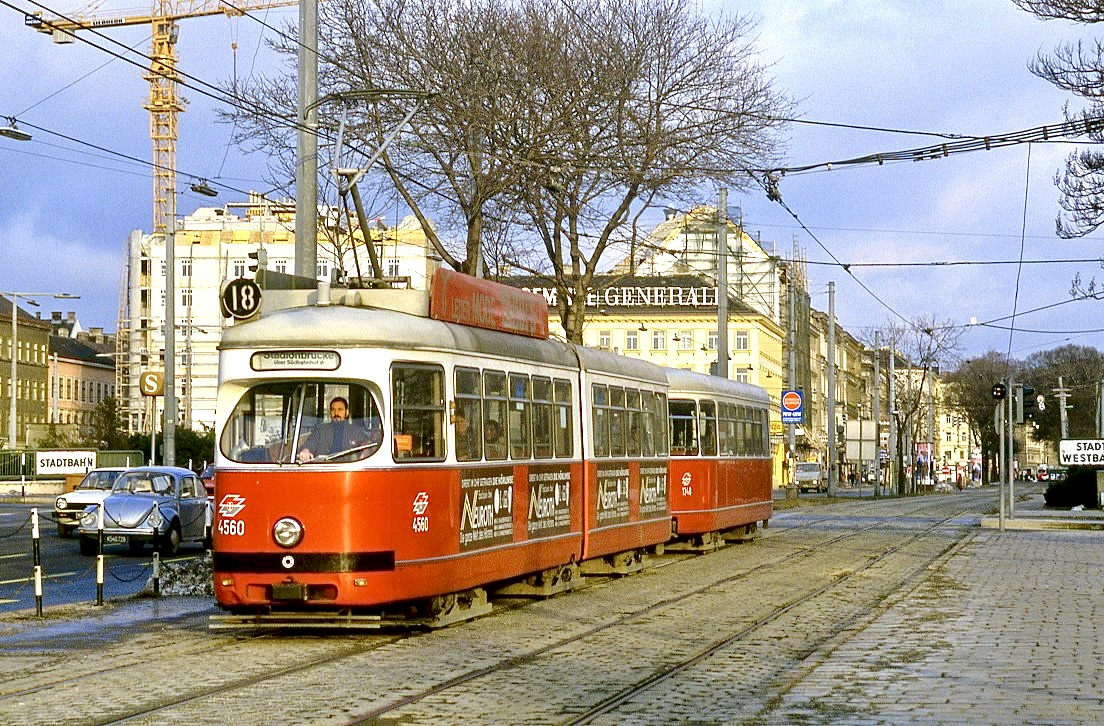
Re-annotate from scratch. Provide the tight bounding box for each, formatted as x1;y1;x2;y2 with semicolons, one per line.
298;396;376;462
701;421;717;456
628;426;642;457
484;419;507;459
454;409;474;460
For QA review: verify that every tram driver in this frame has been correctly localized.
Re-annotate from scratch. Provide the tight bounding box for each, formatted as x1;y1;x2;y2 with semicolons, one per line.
299;396;380;462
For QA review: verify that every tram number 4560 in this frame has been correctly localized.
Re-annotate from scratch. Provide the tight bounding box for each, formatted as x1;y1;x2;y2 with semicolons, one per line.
218;519;246;536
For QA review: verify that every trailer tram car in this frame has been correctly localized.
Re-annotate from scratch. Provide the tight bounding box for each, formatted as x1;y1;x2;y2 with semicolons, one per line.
666;369;773;551
210;270;772;628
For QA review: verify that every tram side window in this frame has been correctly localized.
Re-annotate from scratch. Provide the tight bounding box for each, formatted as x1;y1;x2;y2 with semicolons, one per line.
669;399;698;456
717;402;733;456
454;367;483;462
648;392;669;456
735;405;749;456
532;376;553;459
553;378;574;458
757;407;769;456
392;364;445;461
699;400;718;456
744;406;757;455
725;403;739;456
592;384;610;457
626;389;643;457
484;370;509;460
509;373;532;459
609;386;626;457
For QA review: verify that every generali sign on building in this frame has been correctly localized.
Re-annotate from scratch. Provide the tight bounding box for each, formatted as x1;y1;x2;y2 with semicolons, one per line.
525;285;721;309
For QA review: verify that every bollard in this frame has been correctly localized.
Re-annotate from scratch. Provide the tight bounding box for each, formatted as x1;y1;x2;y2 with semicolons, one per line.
96;503;105;606
31;508;43;616
152;552;161;597
20;452;26;499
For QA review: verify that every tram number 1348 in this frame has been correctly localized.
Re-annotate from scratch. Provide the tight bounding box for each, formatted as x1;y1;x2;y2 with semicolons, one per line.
218;519;246;536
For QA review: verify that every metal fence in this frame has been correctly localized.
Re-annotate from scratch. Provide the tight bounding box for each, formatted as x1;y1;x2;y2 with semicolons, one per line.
0;450;145;479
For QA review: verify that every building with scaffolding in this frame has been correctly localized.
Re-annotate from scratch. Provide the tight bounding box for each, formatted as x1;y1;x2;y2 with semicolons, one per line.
115;194;436;435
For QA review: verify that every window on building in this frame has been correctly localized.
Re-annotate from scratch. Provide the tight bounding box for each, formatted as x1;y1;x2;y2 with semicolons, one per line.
625;330;639;351
734;330;749;350
274;259;288;274
181;288;192;307
707;332;718;351
735;368;749;383
651;330;666;350
387;258;400;278
232;259;246;278
181;258;192;277
317;260;331;280
679;331;694;351
598;330;611;349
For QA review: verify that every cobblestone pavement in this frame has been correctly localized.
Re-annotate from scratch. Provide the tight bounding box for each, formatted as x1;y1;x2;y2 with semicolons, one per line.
764;525;1104;724
0;485;1101;724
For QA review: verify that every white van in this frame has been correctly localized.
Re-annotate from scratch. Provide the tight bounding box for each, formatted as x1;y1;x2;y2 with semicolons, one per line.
794;462;826;493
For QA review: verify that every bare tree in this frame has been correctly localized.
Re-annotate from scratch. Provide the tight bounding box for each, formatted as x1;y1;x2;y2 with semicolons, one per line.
944;352;1016;485
871;316;962;493
221;0;791;339
1012;1;1104;237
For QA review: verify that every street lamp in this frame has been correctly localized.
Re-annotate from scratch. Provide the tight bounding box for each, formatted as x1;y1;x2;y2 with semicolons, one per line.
0;117;31;142
4;291;80;449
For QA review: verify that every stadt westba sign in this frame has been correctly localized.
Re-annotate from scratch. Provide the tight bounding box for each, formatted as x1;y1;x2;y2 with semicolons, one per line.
1059;439;1104;466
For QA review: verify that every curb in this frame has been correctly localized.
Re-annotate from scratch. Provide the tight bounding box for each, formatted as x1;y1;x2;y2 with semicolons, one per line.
979;516;1104;531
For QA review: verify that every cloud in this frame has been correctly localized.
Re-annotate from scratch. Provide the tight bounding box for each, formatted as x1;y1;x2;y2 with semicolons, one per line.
0;211;123;326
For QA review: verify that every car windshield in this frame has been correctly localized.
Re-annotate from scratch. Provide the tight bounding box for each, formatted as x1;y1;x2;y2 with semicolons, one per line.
76;470;123;491
113;472;174;496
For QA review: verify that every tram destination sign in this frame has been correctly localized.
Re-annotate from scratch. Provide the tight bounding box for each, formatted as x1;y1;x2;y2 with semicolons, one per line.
1059;439;1104;466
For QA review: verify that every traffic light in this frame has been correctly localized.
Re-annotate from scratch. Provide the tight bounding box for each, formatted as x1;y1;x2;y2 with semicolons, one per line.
992;382;1007;400
247;248;268;274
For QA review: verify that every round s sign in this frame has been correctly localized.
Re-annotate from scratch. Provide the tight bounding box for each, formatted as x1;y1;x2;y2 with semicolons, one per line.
139;370;164;397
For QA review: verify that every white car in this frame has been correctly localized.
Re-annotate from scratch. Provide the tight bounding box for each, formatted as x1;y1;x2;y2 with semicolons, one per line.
54;468;127;538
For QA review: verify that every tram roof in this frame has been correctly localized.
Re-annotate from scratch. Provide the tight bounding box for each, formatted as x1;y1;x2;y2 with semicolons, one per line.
665;367;770;404
220;303;666;384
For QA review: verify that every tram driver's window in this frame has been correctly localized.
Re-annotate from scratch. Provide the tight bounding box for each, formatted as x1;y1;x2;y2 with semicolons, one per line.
392;364;445;462
221;382;383;464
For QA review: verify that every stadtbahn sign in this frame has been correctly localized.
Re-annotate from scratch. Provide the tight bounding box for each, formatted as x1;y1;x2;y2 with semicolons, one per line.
1059;439;1104;466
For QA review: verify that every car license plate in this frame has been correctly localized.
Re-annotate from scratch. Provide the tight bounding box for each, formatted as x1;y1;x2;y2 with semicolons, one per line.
105;535;128;545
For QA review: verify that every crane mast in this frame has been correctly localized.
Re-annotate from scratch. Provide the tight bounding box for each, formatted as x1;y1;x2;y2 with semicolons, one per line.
26;0;295;234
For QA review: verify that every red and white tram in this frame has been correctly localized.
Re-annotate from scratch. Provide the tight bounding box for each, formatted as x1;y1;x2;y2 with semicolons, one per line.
210;270;771;626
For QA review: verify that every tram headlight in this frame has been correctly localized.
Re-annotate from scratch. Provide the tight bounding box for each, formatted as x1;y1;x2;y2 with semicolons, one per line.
273;517;304;548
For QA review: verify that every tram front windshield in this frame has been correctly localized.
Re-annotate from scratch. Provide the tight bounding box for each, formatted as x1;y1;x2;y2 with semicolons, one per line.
221;381;383;464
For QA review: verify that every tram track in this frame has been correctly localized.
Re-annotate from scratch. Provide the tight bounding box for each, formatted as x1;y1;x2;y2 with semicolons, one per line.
0;493;989;724
344;498;979;723
565;508;976;723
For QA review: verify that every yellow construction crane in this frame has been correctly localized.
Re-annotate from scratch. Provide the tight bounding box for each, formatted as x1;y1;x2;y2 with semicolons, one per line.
26;0;295;234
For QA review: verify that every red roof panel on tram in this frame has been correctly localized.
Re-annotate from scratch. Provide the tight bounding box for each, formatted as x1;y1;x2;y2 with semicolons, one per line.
430;269;549;339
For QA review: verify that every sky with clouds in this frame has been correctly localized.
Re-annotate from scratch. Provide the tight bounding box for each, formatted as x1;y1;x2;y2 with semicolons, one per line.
0;0;1100;366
